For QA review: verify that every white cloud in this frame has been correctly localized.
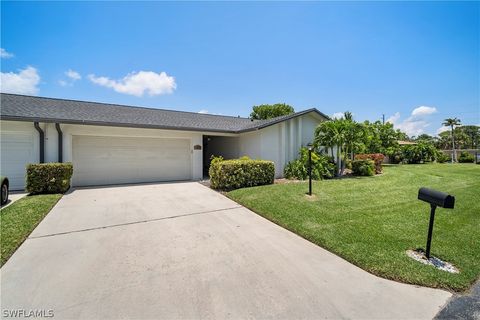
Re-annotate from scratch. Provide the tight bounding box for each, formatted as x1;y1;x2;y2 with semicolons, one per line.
198;109;209;114
1;48;14;59
0;66;40;95
88;71;176;97
386;112;401;124
395;118;430;137
59;69;81;87
387;106;438;136
436;126;450;135
411;106;437;116
65;69;81;80
331;112;344;119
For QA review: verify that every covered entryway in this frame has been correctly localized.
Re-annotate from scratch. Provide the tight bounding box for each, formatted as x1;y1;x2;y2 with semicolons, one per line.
202;135;239;176
72;135;191;186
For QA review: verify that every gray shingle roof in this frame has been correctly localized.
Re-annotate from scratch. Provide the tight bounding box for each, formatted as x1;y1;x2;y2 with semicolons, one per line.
0;93;328;133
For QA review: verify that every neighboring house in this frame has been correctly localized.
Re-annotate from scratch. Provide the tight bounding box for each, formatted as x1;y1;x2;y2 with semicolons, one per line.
0;93;329;190
397;140;417;146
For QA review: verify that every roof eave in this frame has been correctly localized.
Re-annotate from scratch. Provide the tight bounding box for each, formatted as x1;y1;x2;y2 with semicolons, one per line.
0;115;239;134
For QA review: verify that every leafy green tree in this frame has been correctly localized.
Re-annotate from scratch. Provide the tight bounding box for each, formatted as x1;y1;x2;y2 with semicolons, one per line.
461;125;480;149
436;131;453;149
415;134;435;143
250;103;295;120
362;121;400;156
442;118;461;162
402;142;438;164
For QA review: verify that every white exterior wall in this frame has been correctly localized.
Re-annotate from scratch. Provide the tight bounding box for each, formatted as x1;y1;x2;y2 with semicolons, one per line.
1;111;326;188
238;113;323;178
0;121;205;189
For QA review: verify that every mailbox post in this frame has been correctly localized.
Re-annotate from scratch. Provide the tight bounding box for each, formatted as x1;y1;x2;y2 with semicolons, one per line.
425;203;437;259
418;187;455;259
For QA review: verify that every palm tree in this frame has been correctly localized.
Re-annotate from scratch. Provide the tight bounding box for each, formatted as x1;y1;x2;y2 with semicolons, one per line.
442;118;461;162
314;119;347;176
343;111;353;121
314;121;336;159
341;111;363;161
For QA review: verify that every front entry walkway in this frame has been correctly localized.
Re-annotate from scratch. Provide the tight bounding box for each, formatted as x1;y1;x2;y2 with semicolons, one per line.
0;182;451;319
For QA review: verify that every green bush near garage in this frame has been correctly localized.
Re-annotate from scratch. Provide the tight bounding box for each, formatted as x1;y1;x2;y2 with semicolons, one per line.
26;163;73;194
209;156;274;190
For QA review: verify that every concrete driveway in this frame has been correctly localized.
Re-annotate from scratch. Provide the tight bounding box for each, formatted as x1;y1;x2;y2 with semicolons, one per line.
1;182;451;319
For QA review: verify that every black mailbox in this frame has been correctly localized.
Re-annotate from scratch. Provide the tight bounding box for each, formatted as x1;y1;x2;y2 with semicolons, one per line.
418;187;455;209
417;187;455;259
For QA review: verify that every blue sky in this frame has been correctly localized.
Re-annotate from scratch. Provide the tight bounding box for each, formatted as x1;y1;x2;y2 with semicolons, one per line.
1;1;478;136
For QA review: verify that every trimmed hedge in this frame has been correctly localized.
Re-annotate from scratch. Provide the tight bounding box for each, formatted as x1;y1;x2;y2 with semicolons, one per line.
352;159;375;176
209;158;274;190
354;153;385;174
26;163;73;194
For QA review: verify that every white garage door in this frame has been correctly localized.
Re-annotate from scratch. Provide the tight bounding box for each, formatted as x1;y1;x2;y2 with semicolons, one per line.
72;136;192;186
0;132;36;190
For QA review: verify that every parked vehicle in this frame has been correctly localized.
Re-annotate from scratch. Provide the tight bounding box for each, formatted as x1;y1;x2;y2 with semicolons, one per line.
1;176;9;206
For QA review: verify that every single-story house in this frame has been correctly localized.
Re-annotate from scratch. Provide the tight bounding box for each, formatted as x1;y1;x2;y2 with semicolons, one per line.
0;93;329;190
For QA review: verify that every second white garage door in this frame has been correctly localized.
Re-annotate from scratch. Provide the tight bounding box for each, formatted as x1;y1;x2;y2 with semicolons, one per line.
72;136;191;186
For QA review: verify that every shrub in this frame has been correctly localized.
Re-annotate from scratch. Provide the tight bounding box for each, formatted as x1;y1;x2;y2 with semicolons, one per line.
284;147;335;180
388;147;404;164
352;159;375;176
436;152;450;163
402;143;438;164
458;151;475;163
354;153;385;174
345;159;352;170
26;163;73;194
209;158;274;190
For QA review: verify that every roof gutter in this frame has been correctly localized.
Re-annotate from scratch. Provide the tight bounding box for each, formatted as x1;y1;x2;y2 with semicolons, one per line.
33;122;45;163
2;116;239;134
55;123;63;162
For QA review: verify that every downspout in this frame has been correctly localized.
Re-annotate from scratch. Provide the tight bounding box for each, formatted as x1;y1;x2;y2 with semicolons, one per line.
55;123;63;162
33;122;45;163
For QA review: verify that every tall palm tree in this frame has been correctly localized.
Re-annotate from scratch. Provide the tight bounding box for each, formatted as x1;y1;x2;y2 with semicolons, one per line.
442;118;461;162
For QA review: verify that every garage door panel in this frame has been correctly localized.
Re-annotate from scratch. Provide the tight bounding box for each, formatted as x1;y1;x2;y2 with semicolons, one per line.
72;136;191;186
0;132;35;190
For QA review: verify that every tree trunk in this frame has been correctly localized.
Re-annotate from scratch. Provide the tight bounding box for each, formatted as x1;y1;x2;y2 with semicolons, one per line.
336;146;341;177
451;126;456;163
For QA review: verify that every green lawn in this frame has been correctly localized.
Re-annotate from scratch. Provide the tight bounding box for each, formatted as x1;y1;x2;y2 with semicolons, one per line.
1;194;62;266
228;164;480;292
